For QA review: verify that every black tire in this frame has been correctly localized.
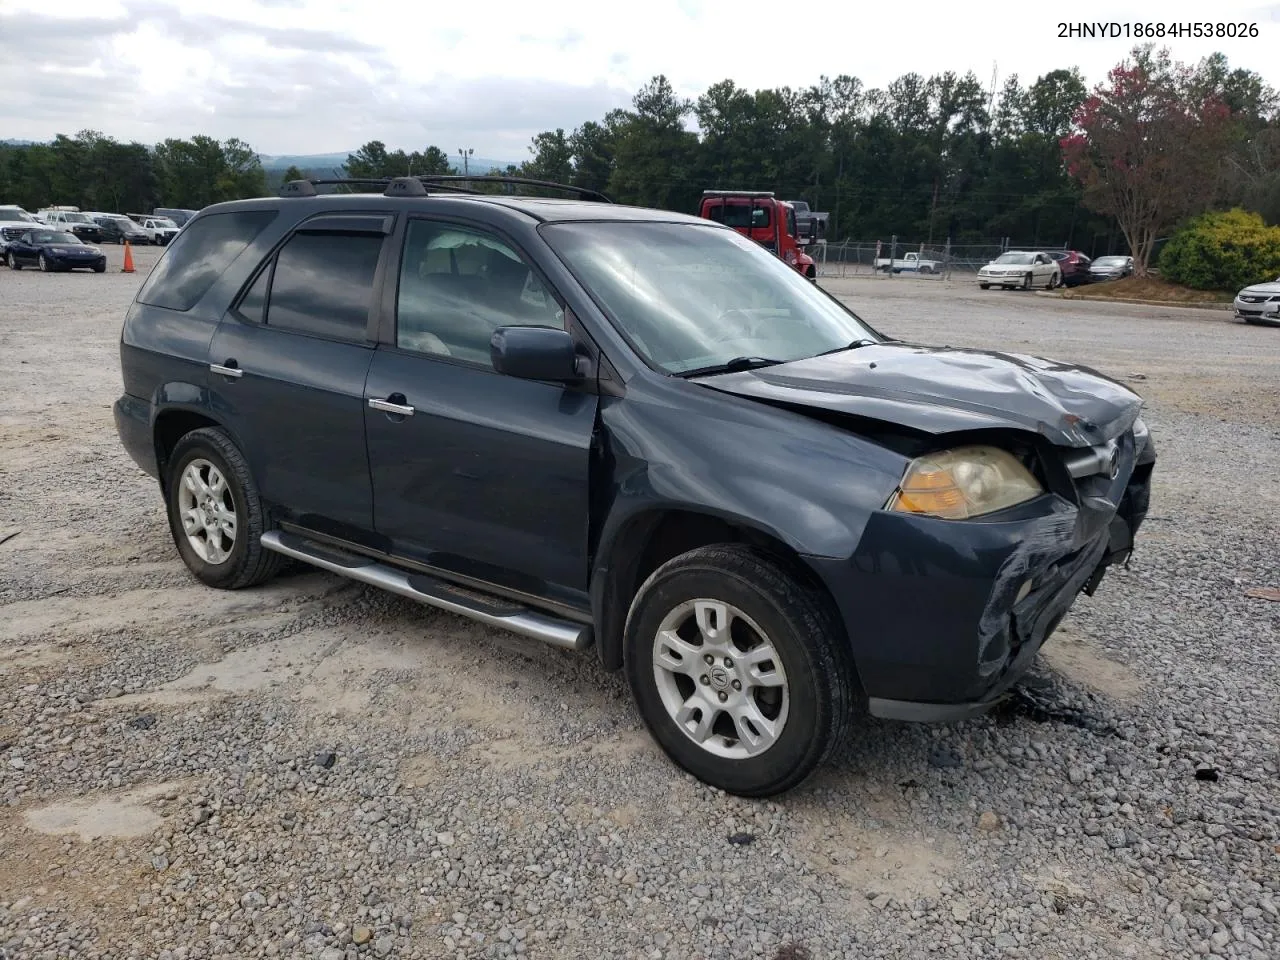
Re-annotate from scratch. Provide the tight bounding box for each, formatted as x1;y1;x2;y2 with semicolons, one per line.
164;427;284;590
1022;272;1032;290
39;253;52;273
979;283;989;289
93;263;106;273
7;253;19;271
623;544;855;797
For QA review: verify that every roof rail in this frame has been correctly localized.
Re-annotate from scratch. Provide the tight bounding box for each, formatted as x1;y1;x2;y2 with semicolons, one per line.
279;176;609;202
702;190;777;199
416;175;612;203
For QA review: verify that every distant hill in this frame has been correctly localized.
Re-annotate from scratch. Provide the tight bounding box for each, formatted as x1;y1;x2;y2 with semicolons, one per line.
258;152;516;176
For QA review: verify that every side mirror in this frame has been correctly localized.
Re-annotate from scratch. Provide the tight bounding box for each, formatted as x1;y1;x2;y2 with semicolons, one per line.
490;326;584;383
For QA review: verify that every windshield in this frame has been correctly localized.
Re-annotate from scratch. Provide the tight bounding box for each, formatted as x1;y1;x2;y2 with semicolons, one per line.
993;252;1035;265
152;218;178;229
33;231;80;244
1094;256;1128;267
0;209;34;222
62;213;92;223
541;221;879;375
705;203;771;229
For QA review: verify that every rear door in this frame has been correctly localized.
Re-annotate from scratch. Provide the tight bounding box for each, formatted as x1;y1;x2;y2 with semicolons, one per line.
206;212;393;537
364;216;599;601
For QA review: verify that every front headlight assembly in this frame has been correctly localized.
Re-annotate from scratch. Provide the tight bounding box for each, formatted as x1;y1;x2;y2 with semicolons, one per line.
885;445;1044;520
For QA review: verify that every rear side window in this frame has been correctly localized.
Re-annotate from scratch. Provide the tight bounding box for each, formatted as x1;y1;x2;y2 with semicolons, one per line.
265;232;383;341
137;210;277;311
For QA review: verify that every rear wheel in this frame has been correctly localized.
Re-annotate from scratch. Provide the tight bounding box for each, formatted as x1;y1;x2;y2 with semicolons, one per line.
165;427;284;590
624;544;854;797
979;283;989;290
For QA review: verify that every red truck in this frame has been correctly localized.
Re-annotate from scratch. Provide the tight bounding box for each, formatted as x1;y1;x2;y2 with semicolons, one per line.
698;190;818;281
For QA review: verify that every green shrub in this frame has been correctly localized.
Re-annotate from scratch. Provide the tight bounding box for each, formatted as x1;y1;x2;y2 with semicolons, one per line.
1158;209;1280;291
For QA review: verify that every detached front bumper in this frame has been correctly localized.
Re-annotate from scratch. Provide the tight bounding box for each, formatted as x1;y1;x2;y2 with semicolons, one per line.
807;430;1156;722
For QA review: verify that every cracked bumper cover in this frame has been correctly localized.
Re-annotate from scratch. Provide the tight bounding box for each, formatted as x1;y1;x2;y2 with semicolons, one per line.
806;432;1156;722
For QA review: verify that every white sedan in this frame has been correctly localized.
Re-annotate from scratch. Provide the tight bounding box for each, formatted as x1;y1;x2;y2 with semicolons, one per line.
977;251;1062;290
1233;276;1280;327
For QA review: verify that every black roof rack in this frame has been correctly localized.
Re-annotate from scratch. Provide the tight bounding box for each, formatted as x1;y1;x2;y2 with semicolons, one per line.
278;175;611;203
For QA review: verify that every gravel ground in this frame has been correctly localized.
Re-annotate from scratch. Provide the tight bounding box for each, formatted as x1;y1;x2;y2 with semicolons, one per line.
1;251;1277;960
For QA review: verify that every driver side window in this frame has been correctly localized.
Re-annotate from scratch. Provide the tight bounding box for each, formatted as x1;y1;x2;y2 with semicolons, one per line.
395;220;564;369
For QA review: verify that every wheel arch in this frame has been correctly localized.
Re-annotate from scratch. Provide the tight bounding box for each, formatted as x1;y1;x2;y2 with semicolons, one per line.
152;405;238;493
590;506;841;672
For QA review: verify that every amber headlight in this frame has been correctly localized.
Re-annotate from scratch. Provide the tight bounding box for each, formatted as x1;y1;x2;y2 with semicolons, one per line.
885;445;1043;520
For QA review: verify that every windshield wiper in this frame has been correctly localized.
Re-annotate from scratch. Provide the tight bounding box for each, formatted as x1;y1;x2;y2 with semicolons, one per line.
677;356;784;378
812;338;878;357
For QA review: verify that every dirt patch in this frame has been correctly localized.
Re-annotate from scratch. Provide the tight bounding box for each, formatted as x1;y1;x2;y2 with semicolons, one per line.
1041;627;1144;702
1058;276;1233;305
23;779;196;841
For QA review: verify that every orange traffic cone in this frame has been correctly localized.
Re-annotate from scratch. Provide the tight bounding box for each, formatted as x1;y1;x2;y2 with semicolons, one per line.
121;240;135;274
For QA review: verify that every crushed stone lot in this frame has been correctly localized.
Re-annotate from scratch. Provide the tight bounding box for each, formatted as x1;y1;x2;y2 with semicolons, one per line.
1;249;1278;960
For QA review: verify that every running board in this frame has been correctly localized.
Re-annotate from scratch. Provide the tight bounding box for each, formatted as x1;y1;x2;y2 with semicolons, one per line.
260;530;591;651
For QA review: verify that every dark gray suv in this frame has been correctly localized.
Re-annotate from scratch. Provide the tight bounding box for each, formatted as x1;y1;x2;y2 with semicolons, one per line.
114;176;1156;797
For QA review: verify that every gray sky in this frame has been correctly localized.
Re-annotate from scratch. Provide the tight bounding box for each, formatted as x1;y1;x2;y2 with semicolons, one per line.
2;0;1278;161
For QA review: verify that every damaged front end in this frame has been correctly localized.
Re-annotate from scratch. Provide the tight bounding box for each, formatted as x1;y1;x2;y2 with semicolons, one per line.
807;415;1156;723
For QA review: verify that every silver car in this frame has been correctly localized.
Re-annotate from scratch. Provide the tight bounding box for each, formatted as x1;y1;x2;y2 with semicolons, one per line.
1233;276;1280;327
1088;255;1134;282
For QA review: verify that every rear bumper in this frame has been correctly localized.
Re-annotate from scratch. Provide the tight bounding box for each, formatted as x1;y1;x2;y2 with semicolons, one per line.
114;393;159;478
807;434;1156;721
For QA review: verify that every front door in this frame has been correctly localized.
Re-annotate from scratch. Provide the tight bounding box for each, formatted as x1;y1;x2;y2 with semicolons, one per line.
207;217;391;535
364;217;599;602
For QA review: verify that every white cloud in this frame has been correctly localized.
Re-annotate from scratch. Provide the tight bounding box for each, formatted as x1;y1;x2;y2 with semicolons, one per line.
1;0;1276;159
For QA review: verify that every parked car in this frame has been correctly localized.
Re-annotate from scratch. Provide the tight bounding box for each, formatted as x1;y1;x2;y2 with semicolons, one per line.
113;177;1156;797
92;213;150;245
1088;255;1134;282
1048;249;1092;286
34;207;103;244
0;204;40;255
1232;275;1280;326
125;214;180;245
874;251;943;274
154;207;199;227
977;251;1062;290
6;228;106;272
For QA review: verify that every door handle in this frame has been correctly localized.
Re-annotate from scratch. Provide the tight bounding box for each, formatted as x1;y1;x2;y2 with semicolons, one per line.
210;359;243;379
368;395;414;417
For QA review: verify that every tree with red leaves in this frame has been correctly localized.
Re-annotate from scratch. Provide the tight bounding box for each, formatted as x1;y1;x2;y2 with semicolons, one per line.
1061;46;1236;277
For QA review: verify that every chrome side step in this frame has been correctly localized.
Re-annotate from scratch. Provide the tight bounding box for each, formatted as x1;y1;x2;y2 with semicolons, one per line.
260;531;592;651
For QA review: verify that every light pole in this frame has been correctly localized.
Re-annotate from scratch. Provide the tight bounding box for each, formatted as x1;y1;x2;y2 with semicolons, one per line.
457;147;473;176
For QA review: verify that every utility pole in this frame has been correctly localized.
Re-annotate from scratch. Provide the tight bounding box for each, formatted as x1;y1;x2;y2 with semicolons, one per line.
457;147;473;176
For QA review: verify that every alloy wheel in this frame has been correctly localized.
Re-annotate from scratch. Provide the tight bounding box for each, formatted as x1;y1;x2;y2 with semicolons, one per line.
651;598;790;759
176;458;238;565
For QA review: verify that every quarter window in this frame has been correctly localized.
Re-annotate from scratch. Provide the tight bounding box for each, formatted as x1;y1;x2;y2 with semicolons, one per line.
265;232;383;341
136;210;277;312
395;220;563;367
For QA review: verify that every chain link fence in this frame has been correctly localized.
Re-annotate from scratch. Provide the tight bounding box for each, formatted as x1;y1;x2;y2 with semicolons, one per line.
812;238;1070;281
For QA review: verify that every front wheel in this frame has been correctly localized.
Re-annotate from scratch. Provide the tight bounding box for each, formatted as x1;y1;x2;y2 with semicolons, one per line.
624;545;855;797
6;252;18;270
165;427;284;590
39;253;52;272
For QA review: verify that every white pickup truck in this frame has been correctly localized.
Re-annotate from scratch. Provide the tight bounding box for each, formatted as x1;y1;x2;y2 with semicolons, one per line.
874;251;943;274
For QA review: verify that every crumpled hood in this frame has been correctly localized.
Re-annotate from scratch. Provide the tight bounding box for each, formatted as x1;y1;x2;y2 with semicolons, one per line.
697;341;1144;447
